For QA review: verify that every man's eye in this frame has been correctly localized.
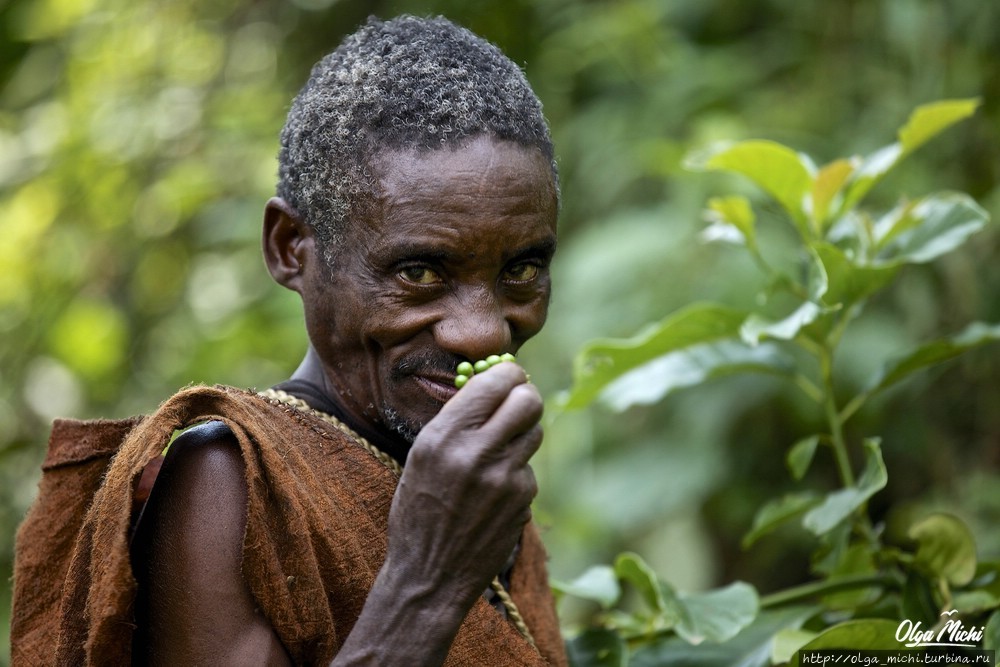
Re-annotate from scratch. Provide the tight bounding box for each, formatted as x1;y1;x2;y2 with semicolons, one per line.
398;266;442;285
505;263;539;282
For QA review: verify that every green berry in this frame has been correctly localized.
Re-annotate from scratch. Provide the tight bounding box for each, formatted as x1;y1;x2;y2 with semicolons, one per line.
500;353;516;363
454;374;469;389
486;354;501;366
474;359;490;374
456;361;474;376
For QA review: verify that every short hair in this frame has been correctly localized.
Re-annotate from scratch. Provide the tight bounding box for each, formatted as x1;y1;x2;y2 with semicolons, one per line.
276;15;558;264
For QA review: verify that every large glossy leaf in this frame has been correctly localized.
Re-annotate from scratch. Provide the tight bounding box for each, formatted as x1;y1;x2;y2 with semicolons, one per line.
867;321;1000;394
566;628;629;667
674;582;760;645
597;339;794;412
629;606;819;667
909;513;978;587
803;439;887;535
790;619;905;665
874;192;989;265
559;303;747;410
686;140;814;237
839;98;980;212
552;565;622;609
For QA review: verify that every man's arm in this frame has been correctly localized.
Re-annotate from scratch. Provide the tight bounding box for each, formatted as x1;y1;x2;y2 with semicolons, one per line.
131;422;292;666
132;362;541;665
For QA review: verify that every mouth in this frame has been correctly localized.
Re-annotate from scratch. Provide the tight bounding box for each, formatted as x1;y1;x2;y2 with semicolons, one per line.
413;374;459;403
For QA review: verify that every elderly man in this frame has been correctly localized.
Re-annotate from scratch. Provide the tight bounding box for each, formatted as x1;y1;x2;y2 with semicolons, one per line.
12;15;565;667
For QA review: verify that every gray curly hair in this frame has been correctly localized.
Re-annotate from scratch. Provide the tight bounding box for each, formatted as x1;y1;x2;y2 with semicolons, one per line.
276;15;558;264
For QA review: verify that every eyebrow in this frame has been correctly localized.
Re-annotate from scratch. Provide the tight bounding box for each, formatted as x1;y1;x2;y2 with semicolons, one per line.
506;237;558;263
379;236;558;266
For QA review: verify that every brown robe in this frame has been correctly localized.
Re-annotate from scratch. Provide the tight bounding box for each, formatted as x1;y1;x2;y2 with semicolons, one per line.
12;384;567;666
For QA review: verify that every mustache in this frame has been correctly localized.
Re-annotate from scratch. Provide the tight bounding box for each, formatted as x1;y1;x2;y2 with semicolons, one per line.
391;350;463;379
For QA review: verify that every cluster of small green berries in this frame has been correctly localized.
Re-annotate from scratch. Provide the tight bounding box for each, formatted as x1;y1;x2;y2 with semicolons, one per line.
454;353;517;388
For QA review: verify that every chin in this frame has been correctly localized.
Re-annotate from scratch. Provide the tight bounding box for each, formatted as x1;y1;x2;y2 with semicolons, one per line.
379;403;425;444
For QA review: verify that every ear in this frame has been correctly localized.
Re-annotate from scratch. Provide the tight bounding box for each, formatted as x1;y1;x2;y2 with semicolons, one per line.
263;197;313;293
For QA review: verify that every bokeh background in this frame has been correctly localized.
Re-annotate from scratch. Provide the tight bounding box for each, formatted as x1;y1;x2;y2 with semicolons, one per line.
2;0;998;660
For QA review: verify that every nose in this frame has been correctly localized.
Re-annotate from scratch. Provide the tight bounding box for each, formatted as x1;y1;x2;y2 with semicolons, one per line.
434;290;512;361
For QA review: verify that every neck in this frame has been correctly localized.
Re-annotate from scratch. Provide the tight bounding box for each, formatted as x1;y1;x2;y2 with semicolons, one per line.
289;346;412;460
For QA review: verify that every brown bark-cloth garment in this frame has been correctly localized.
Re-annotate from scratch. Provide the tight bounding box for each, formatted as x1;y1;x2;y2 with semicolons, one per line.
12;384;567;666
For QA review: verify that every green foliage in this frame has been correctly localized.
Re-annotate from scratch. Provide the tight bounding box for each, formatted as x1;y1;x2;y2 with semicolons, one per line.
4;2;1000;665
558;101;998;664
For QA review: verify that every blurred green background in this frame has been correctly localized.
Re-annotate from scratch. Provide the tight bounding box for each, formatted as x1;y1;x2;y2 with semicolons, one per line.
2;0;998;660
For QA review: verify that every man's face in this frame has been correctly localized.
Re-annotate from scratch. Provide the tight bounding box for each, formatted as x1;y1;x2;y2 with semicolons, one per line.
300;135;558;443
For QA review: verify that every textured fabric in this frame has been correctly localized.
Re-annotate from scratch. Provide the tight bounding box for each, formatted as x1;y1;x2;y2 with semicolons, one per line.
12;384;567;666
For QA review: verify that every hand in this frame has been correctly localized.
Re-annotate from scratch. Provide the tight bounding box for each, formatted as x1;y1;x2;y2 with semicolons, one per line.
385;362;542;610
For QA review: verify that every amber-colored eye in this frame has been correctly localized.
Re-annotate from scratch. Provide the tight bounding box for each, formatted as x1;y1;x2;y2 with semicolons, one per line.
505;263;539;282
398;266;442;285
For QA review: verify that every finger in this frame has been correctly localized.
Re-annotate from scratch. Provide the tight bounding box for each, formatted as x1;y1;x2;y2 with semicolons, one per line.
479;382;543;442
439;362;529;426
503;424;543;467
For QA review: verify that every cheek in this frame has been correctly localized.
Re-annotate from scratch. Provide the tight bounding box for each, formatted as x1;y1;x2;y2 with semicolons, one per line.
509;288;551;341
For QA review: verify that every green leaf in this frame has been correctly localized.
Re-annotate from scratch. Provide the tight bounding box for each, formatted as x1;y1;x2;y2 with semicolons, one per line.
552;565;622;609
740;302;823;346
702;195;757;247
898;98;981;155
909;513;978;587
771;628;819;665
821;543;879;610
839;98;980;212
560;303;748;410
674;582;760;645
686;140;814;237
743;492;821;549
597;339;794;412
615;552;671;616
984;611;1000;651
812;242;898;309
803;439;887;535
787;436;820;481
811;522;853;576
790;620;906;664
741;249;829;345
629;606;819;667
951;590;1000;615
566;628;629;667
839;143;904;214
811;158;857;231
867;321;1000;394
874;192;989;265
901;571;941;627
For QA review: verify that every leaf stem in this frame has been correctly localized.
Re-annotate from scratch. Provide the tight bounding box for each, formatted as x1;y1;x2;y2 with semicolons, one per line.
839;391;869;425
793;373;824;403
820;346;855;487
760;573;896;608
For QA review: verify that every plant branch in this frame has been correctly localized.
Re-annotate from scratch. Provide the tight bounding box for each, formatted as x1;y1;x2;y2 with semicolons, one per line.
760;573;897;609
820;346;854;487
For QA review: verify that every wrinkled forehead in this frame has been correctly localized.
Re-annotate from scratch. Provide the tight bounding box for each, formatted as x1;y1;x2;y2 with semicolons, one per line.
368;136;558;214
322;136;558;268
